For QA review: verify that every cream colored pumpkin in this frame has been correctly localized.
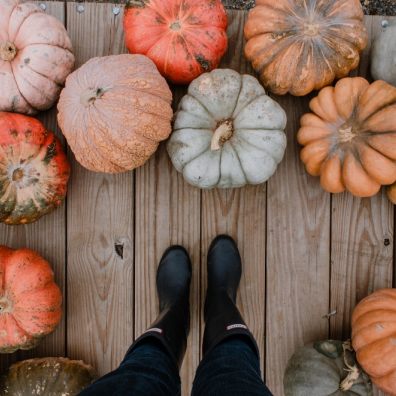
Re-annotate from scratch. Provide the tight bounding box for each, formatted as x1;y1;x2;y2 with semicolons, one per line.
0;0;75;114
371;21;396;86
167;69;287;189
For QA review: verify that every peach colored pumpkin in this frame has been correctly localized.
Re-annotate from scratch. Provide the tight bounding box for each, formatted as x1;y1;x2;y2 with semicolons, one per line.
352;289;396;396
244;0;368;96
0;0;75;114
57;54;173;173
297;77;396;197
0;246;62;353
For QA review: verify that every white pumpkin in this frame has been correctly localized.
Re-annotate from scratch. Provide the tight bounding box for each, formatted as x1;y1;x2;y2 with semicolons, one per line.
167;69;287;189
371;21;396;86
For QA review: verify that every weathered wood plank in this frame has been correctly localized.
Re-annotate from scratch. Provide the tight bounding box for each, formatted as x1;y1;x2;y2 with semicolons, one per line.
200;9;266;376
66;3;134;375
0;1;67;373
265;74;331;395
329;15;396;396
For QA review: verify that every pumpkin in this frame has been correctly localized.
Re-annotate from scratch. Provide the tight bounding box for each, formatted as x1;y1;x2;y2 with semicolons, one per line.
57;54;173;173
0;112;70;225
371;21;396;86
123;0;228;84
167;69;287;189
352;288;396;396
0;357;97;395
0;0;75;115
244;0;368;96
297;77;396;197
284;340;372;395
0;246;62;353
387;182;396;204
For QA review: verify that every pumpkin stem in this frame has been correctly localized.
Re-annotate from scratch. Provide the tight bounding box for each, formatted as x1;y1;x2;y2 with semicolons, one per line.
0;41;17;62
211;120;233;151
80;87;107;107
12;168;24;182
339;340;361;391
338;124;357;143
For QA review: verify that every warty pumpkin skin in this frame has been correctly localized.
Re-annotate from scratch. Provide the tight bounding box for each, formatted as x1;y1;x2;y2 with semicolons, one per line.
244;0;368;96
57;54;173;173
123;0;228;84
371;21;396;86
0;357;97;395
284;340;372;396
297;77;396;197
352;289;396;396
0;0;75;114
0;112;70;225
167;69;287;189
0;246;62;353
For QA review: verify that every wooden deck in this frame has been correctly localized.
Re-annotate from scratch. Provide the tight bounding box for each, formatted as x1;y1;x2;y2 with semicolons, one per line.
0;3;394;395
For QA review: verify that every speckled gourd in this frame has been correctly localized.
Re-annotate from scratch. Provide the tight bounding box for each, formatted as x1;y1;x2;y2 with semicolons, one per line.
0;0;75;114
284;340;372;396
167;69;287;189
0;357;97;395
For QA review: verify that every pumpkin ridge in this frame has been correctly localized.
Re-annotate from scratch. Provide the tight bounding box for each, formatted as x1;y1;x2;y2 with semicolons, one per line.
9;5;42;44
179;140;212;172
7;62;35;113
226;140;248;184
232;92;264;120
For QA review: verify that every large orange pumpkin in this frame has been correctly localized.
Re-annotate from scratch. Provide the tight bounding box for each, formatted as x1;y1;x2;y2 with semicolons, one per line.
0;0;75;114
0;246;62;353
123;0;228;84
352;289;396;396
0;112;70;225
244;0;368;96
297;77;396;197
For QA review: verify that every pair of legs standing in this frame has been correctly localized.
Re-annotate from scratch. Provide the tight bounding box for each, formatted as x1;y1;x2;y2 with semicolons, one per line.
80;236;272;395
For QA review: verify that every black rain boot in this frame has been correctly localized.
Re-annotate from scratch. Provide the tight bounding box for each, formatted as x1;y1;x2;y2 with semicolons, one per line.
127;246;192;369
203;235;259;357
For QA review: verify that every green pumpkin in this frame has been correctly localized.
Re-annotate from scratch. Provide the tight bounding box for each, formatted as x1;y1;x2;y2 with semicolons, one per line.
284;340;372;396
0;357;97;396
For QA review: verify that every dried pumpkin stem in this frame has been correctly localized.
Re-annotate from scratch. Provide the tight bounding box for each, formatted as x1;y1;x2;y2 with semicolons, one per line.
211;120;233;151
0;41;17;62
338;125;357;143
80;87;107;107
339;340;361;391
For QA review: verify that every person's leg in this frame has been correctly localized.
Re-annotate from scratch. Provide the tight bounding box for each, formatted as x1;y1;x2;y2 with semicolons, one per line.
80;246;192;396
192;235;272;396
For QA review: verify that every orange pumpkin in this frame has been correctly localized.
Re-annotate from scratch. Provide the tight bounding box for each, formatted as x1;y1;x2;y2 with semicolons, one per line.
58;54;173;173
244;0;368;96
387;183;396;204
123;0;228;84
297;77;396;197
0;0;75;114
352;289;396;396
0;112;70;225
0;246;62;353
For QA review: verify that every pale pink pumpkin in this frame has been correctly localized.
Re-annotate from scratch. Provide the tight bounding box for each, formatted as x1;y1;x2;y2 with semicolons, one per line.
0;0;75;114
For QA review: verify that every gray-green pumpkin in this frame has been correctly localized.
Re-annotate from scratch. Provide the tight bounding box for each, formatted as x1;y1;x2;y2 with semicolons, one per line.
371;21;396;86
0;357;97;396
284;340;372;396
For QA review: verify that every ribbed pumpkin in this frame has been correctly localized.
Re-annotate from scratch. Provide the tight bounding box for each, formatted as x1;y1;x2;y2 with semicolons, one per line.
0;246;62;353
167;69;287;188
284;340;372;395
57;54;173;173
297;77;396;197
352;289;396;396
0;0;75;114
123;0;228;84
244;0;368;96
0;112;70;225
0;357;96;395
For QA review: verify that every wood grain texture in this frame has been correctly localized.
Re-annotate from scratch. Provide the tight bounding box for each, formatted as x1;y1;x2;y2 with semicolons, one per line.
65;3;134;375
134;86;201;396
200;9;266;374
265;86;331;393
329;16;396;396
0;1;67;373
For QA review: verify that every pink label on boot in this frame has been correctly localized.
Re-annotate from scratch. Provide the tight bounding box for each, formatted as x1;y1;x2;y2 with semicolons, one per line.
146;328;163;334
226;324;248;331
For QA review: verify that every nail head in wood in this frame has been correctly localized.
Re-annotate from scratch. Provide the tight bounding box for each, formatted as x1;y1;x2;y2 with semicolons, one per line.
113;6;121;15
381;20;389;28
77;4;85;13
39;3;46;11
